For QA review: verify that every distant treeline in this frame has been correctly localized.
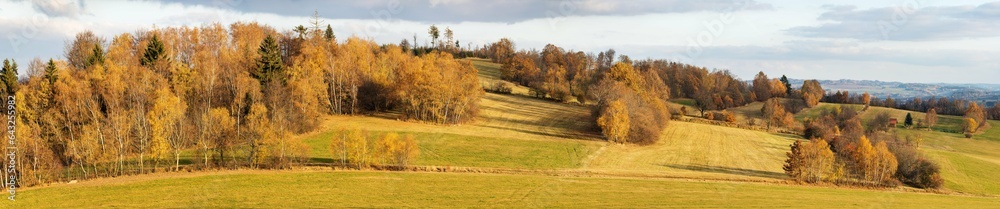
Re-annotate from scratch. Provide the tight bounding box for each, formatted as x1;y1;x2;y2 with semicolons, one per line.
821;90;1000;121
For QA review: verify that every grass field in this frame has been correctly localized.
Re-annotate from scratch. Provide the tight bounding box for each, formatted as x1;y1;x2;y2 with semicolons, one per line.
303;129;594;169
5;170;997;208
586;121;798;181
468;58;533;96
897;129;1000;196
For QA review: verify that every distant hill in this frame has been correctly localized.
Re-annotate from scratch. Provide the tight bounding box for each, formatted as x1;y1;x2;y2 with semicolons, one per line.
786;79;1000;106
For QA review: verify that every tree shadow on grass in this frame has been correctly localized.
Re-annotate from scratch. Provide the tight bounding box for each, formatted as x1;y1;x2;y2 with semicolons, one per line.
310;157;334;164
662;164;786;179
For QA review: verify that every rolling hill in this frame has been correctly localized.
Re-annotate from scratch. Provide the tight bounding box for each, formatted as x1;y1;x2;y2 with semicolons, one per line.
5;58;1000;208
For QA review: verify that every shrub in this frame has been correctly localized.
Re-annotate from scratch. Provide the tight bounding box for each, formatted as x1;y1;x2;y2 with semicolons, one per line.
723;110;737;123
890;140;943;189
867;112;892;133
486;80;513;94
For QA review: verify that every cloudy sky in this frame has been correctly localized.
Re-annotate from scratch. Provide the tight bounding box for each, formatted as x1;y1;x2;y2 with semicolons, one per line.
1;0;999;83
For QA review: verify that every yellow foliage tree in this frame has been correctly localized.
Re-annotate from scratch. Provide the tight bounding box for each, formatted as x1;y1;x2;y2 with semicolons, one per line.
963;117;978;138
148;88;186;170
873;141;898;183
598;100;630;144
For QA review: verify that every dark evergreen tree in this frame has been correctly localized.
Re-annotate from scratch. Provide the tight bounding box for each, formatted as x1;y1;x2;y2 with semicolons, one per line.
1;59;18;95
780;75;792;95
904;113;914;127
253;35;284;86
86;43;105;69
140;34;165;67
324;24;335;41
44;59;58;86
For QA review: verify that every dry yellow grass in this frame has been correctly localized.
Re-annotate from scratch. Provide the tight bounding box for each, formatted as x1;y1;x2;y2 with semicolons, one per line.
315;93;601;142
585;121;798;181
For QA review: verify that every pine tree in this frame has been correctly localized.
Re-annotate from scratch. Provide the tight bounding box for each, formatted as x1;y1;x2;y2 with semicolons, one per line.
86;44;106;69
1;59;18;95
253;35;284;86
904;113;913;127
324;24;335;41
140;34;165;67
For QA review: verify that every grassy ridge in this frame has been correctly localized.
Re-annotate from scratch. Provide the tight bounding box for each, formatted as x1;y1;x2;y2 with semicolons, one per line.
5;171;997;208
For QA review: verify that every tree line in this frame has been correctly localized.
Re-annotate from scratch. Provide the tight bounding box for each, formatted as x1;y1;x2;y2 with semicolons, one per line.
821;89;1000;121
3;21;481;187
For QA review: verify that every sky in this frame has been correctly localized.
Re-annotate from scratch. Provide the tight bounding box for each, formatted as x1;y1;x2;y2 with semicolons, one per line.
1;0;998;84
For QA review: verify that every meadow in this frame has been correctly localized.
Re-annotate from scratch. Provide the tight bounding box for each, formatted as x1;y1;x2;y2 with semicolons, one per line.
4;171;998;208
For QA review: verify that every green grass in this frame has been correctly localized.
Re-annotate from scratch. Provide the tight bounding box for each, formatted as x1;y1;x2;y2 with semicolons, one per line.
302;130;595;169
5;171;997;208
669;98;697;107
897;129;1000;196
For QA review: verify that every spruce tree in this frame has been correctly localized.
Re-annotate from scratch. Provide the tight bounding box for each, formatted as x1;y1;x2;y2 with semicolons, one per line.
324;24;335;41
253;35;284;87
904;113;914;127
1;59;18;95
141;34;165;67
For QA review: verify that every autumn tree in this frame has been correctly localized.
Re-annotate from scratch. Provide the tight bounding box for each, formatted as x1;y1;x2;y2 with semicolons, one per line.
65;30;105;70
868;112;893;133
963;117;978;138
488;38;515;64
924;108;938;128
800;80;824;107
989;105;1000;121
861;92;871;106
769;79;787;98
752;71;771;101
784;139;836;183
500;52;539;86
779;75;792;95
148;88;186;170
872;141;898;184
597;100;630;143
761;98;794;129
965;102;987;130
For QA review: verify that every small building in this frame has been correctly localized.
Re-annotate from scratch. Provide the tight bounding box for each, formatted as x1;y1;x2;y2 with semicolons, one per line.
889;118;898;127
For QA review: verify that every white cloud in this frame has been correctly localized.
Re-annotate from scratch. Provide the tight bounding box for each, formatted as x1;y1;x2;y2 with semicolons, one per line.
31;0;85;18
789;1;1000;41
